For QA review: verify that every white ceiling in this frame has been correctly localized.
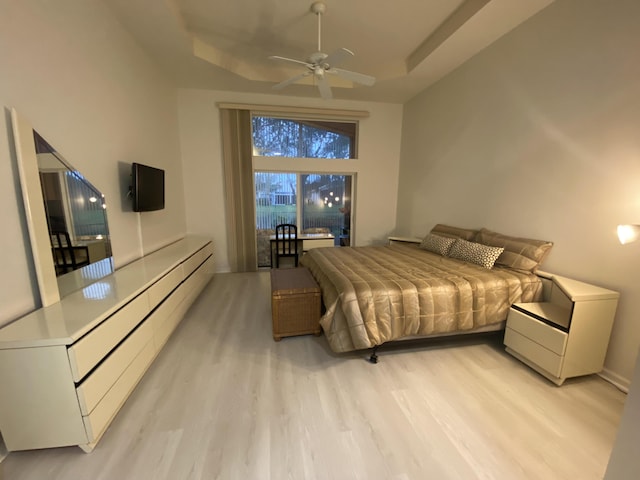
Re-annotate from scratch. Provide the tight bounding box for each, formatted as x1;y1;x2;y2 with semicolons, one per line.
106;0;554;103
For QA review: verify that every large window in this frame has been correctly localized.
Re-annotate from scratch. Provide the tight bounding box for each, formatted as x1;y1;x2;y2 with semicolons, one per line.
252;113;359;268
255;172;352;267
252;116;356;159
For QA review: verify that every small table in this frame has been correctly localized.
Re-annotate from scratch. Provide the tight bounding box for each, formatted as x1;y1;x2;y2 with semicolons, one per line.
388;236;422;245
269;233;335;267
270;267;321;341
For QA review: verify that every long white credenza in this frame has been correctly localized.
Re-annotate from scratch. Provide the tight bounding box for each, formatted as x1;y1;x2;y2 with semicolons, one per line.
0;235;214;452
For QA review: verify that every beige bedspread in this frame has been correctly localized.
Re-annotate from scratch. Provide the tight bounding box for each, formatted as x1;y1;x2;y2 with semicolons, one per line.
300;244;543;353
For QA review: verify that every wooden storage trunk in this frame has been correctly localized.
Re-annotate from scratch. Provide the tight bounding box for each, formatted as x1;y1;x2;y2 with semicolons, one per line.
270;267;321;341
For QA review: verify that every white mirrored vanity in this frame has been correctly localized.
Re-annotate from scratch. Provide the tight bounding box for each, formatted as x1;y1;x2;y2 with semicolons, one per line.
1;109;215;452
0;236;214;452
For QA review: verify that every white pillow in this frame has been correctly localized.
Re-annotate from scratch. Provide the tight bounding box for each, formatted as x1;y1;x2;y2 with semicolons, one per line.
419;233;456;256
448;238;504;269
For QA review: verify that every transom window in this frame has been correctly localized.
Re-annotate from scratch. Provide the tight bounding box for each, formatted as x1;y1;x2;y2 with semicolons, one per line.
251;116;357;159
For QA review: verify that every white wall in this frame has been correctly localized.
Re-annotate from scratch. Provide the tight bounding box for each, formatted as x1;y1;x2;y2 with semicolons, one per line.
605;348;640;478
396;0;640;385
0;0;186;327
178;89;403;272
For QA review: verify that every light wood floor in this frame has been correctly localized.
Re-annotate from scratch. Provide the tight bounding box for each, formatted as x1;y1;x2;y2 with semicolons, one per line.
1;271;627;480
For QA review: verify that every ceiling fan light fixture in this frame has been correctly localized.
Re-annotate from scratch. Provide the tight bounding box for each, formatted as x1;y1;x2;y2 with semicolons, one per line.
310;1;326;16
269;1;376;99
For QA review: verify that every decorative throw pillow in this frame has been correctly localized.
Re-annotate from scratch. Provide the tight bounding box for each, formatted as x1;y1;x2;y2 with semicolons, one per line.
419;233;456;256
475;228;553;272
430;223;478;241
448;238;504;269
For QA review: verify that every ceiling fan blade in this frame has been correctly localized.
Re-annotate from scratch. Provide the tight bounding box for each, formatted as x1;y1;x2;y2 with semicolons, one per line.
322;48;353;68
316;74;332;100
273;71;312;90
269;55;312;68
329;68;376;86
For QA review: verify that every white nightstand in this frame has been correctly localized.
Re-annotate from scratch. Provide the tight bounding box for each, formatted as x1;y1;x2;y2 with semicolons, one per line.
388;236;422;245
504;272;619;385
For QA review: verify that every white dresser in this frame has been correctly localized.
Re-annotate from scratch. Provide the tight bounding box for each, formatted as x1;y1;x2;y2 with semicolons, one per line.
504;272;619;385
0;236;214;452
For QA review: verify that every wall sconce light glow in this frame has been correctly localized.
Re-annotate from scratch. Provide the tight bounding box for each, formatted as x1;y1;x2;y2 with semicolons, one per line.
617;224;640;245
89;196;97;203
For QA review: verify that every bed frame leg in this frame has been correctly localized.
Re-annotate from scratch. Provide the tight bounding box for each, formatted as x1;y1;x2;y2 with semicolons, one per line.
369;345;379;364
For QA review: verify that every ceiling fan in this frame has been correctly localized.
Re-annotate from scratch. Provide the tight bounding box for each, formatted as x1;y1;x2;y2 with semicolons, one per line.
269;1;376;99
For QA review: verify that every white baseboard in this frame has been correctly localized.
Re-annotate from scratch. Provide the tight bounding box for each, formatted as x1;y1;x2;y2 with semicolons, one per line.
599;368;631;393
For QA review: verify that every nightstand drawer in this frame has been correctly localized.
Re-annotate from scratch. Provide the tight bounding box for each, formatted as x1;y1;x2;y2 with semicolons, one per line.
504;328;563;377
507;307;568;355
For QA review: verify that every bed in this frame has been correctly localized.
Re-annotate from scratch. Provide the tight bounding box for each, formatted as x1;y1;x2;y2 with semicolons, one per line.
299;224;553;354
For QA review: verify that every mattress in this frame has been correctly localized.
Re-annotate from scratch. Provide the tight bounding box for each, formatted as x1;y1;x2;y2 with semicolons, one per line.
300;243;543;353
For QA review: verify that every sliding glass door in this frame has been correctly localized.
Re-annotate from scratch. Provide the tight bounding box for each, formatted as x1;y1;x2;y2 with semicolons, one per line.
255;172;353;267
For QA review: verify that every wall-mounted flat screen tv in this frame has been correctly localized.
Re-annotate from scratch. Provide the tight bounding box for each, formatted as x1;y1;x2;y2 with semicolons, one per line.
132;162;165;212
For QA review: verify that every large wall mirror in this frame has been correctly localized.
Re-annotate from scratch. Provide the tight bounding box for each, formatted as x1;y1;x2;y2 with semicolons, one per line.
12;108;114;306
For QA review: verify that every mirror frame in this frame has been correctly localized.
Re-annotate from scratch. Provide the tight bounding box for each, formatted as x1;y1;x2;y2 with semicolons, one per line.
12;108;113;306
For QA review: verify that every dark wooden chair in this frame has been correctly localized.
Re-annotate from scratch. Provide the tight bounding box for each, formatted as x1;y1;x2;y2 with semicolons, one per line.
51;230;90;275
274;224;299;268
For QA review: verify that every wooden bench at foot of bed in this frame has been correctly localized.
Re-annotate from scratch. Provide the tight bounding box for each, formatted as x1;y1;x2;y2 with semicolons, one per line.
270;267;321;341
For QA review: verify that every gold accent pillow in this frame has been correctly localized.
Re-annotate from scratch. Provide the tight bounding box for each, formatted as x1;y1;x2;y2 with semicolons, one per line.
430;224;478;241
475;228;553;272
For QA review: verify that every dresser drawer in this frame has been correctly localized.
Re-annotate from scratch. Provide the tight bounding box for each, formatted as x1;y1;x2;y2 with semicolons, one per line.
505;328;564;377
182;256;214;305
68;292;150;382
151;284;186;351
76;320;154;415
82;338;155;443
147;265;183;309
182;243;212;279
506;307;568;355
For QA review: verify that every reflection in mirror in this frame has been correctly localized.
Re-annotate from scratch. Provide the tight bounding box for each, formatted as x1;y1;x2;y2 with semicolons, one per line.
34;132;112;271
33;132;113;295
12;107;114;305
